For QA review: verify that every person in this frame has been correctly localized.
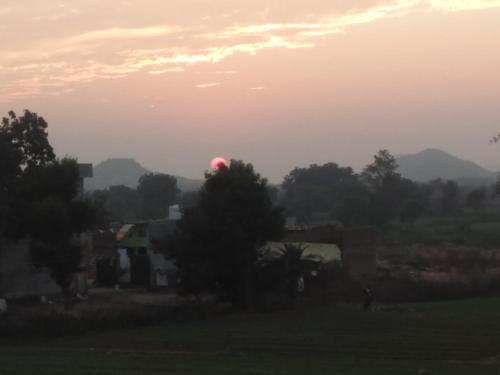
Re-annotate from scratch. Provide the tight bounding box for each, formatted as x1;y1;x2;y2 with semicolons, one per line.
363;287;373;311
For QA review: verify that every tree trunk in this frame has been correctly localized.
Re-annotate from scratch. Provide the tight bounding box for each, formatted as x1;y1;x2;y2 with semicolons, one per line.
245;250;254;313
60;278;74;311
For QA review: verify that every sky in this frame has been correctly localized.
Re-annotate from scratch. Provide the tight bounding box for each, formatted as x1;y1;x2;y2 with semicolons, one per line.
1;0;500;182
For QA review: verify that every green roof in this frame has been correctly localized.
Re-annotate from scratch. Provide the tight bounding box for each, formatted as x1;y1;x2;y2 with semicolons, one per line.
117;223;149;249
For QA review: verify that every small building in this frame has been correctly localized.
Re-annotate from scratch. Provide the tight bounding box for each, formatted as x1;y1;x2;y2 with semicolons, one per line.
115;219;177;288
280;225;378;282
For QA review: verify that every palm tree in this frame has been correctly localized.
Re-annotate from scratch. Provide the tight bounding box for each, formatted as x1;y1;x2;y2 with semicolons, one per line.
260;243;322;302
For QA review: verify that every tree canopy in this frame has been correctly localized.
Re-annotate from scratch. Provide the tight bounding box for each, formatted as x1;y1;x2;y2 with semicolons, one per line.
1;110;97;307
169;160;284;310
361;150;417;226
282;163;365;224
137;172;179;220
0;110;56;236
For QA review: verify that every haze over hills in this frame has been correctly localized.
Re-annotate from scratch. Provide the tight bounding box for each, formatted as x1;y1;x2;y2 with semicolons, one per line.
396;149;496;184
85;149;496;193
84;158;203;192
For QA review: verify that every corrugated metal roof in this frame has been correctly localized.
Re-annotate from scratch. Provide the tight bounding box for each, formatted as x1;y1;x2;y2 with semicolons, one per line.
263;242;342;263
116;224;134;241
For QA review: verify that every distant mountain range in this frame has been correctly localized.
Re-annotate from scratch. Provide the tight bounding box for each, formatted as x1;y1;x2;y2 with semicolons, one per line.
85;150;496;192
84;158;203;192
396;149;496;185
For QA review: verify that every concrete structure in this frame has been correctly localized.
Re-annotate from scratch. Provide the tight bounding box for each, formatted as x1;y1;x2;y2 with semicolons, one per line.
281;225;378;282
77;163;93;193
115;219;178;288
342;227;379;282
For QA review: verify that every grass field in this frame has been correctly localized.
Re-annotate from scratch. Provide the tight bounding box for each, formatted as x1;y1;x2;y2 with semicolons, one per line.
2;298;500;374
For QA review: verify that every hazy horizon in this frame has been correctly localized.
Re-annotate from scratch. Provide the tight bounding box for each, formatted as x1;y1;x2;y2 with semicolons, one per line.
1;1;500;182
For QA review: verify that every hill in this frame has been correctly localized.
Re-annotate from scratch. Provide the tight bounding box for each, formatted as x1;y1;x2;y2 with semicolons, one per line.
396;149;495;184
84;158;203;192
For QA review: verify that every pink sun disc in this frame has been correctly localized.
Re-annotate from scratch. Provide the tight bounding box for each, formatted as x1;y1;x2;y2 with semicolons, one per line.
210;157;228;171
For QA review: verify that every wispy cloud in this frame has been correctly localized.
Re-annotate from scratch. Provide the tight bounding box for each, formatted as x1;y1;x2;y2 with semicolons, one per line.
148;67;184;75
64;26;180;45
195;82;221;88
1;0;500;102
429;0;500;11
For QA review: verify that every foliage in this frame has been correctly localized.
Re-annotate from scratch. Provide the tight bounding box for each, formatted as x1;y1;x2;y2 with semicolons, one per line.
89;173;180;224
0;110;56;235
465;186;487;211
257;243;321;302
169;160;284;310
440;180;460;215
0;110;55;170
137;172;179;219
282;163;367;225
21;159;97;306
91;185;141;224
1;110;97;307
361;150;418;226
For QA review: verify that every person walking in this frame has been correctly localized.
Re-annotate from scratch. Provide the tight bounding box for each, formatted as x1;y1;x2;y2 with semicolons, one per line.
363;287;374;311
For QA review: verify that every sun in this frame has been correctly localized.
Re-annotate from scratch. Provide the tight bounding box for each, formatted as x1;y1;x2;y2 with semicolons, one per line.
210;157;228;171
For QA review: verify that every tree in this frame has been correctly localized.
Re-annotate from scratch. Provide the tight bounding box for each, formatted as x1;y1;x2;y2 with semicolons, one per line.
1;110;55;170
0;110;55;235
23;159;97;308
282;163;365;224
91;185;141;223
440;180;460;215
137;173;179;219
466;187;487;211
259;243;320;304
361;150;417;226
169;160;284;310
1;110;97;308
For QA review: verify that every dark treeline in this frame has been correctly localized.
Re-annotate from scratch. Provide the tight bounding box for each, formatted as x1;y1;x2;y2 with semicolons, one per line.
92;150;499;233
281;150;498;229
90;173;180;223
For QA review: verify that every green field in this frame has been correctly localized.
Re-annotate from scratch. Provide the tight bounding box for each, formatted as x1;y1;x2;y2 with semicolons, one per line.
2;298;500;374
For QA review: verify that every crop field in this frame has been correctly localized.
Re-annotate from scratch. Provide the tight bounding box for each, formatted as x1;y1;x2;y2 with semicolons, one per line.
1;298;500;374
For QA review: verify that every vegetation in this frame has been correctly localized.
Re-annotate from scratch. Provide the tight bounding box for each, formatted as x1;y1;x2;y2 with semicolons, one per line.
0;110;97;307
2;298;500;374
282;163;365;224
89;172;180;224
137;172;179;219
169;160;284;311
0;110;55;235
257;243;323;305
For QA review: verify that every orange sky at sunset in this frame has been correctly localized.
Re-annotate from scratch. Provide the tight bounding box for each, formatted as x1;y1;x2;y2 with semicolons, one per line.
1;1;500;181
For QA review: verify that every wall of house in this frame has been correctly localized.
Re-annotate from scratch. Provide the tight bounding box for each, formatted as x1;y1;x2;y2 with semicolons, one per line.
282;226;378;282
0;240;60;299
342;227;378;282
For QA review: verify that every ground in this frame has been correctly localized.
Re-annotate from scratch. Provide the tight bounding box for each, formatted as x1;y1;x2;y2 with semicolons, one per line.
2;298;500;374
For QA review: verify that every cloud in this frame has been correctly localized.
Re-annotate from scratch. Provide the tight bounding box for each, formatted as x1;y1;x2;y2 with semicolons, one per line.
429;0;500;11
63;26;180;45
148;67;184;74
196;82;221;88
1;0;500;102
